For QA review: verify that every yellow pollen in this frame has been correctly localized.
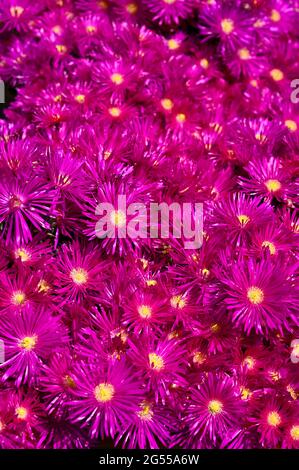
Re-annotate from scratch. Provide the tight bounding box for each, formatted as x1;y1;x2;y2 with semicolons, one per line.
52;25;63;35
146;279;157;287
111;73;124;85
86;25;97;34
170;295;186;309
221;18;234;34
210;323;219;333
38;279;50;293
163;0;176;3
200;58;209;69
12;291;26;306
10;6;24;17
290;425;299;441
247;286;264;305
270;69;284;81
137;402;153;421
70;268;88;285
149;353;164;371
138;305;152;319
176;113;186;123
240;386;251;400
168;39;180;50
250;79;258;88
269;370;280;382
253;19;265;28
243;356;255;369
126;3;138;14
108;107;121;117
208;400;223;415
285;120;297;132
110;209;126;227
287;385;298;400
265;179;281;193
75;94;85;104
292;343;299;356
94;383;115;403
262;240;276;255
201;268;210;277
56;45;67;54
63;374;76;389
270;9;281;22
140;258;148;269
16;406;28;420
267;411;281;427
0;419;4;432
15;248;31;262
193;351;206;365
19;335;37;351
161;98;174;111
237;214;250;226
54;94;62;103
238;48;251;60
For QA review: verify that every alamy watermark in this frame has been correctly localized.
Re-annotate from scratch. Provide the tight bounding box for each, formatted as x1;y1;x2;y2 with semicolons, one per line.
0;79;4;104
95;196;203;249
290;79;299;104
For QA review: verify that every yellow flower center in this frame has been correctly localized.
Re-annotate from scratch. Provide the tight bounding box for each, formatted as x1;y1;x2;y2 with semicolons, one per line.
168;39;180;50
75;94;85;104
221;19;234;35
86;25;97;34
161;98;174;111
16;406;28;420
267;411;281;427
176;113;186;123
10;6;24;17
285;120;297;132
146;279;157;287
12;291;26;306
15;248;31;262
94;383;115;403
170;295;186;309
210;323;219;333
149;353;164;371
0;419;4;432
126;3;138;14
70;268;88;285
237;214;250;226
240;386;251;400
111;73;124;85
287;385;297;400
56;45;67;54
270;69;284;81
200;58;209;69
208;400;223;415
163;0;176;4
290;425;299;441
243;356;256;369
19;335;37;351
37;279;50;293
270;9;281;22
110;209;126;227
265;179;281;193
63;374;76;389
52;25;63;35
238;48;251;60
193;351;206;365
137;402;153;421
261;240;276;255
247;286;264;305
108;107;121;117
138;305;152;319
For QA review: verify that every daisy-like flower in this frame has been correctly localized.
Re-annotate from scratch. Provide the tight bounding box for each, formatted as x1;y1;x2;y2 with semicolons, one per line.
183;373;243;446
67;359;142;439
239;156;297;202
210;193;273;247
0;175;55;244
143;0;194;25
0;0;44;32
122;288;170;334
52;239;107;306
115;400;173;449
0;309;68;386
129;335;187;403
220;256;295;335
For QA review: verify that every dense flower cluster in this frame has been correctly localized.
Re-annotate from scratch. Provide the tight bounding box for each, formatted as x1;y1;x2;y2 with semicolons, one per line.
0;0;298;449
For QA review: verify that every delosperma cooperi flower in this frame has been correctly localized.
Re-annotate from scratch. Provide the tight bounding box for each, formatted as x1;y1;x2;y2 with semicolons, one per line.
0;0;298;451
